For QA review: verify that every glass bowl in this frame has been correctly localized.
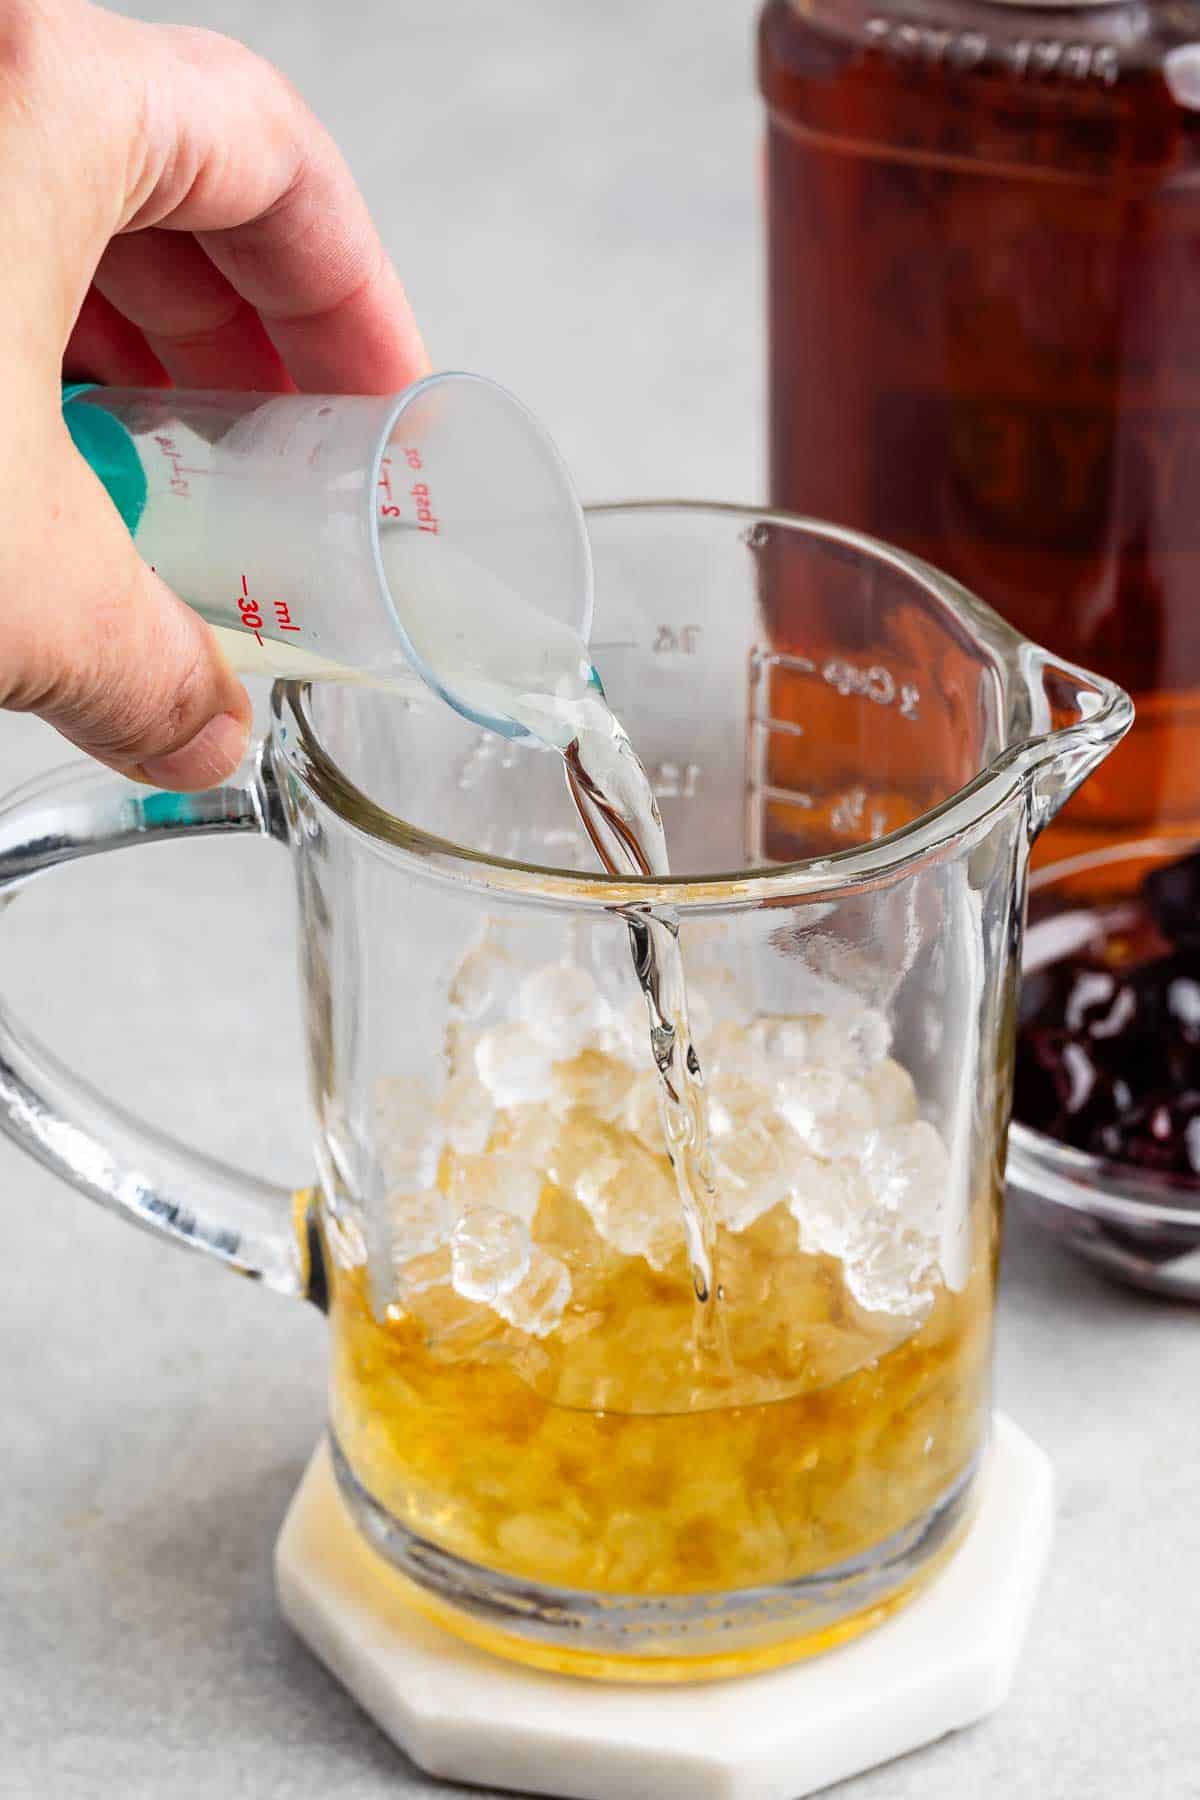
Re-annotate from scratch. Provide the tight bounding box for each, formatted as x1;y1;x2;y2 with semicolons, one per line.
1008;836;1200;1301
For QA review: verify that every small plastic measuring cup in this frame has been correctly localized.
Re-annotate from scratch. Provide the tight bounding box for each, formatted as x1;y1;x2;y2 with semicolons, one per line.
62;376;595;739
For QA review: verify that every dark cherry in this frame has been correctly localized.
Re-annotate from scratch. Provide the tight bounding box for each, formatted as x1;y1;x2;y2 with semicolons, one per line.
1067;966;1140;1041
1062;1063;1133;1151
1014;849;1200;1174
1143;852;1200;949
1091;1090;1200;1176
1017;962;1076;1030
1021;958;1151;1046
1159;952;1200;1047
1013;1026;1135;1148
1112;954;1200;1085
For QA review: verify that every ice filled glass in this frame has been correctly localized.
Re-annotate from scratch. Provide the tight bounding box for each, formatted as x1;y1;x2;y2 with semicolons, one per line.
0;504;1129;1679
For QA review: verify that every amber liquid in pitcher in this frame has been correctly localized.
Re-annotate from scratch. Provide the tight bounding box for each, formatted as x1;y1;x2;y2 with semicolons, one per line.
331;1027;996;1677
761;0;1200;880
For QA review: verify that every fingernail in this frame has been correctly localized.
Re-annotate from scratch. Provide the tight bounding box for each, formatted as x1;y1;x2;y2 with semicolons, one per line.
137;712;250;791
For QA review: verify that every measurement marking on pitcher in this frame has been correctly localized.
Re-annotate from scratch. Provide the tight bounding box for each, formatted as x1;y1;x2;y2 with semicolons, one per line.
651;761;702;800
761;783;815;808
754;647;921;722
823;658;921;718
653;624;701;655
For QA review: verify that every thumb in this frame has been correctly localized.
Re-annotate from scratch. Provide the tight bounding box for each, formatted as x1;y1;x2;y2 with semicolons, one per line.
5;427;252;791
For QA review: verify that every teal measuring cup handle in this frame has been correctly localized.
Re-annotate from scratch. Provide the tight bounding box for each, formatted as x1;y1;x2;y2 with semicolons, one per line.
61;380;149;535
0;748;326;1307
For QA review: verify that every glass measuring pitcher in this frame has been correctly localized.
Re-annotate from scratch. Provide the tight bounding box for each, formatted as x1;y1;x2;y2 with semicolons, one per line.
0;504;1129;1682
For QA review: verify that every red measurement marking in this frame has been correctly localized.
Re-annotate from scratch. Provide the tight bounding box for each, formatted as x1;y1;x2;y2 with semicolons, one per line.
377;455;402;519
411;480;439;535
378;451;435;525
273;600;301;633
237;573;264;645
153;433;190;498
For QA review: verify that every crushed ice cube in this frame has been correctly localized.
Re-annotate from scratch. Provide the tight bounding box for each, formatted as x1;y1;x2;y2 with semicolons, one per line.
623;1072;664;1150
806;1008;891;1076
858;1119;949;1219
707;1073;769;1131
789;1156;938;1320
373;1076;442;1190
474;1024;556;1108
393;1243;453;1302
602;994;655;1065
440;1069;495;1156
863;1056;919;1126
498;1105;560;1170
788;1156;870;1261
445;1146;543;1226
573;1147;622;1209
574;1146;683;1269
387;1187;456;1264
775;1066;853;1143
850;1007;892;1069
708;1020;772;1085
450;1206;532;1303
843;1226;938;1320
756;1017;809;1065
807;1117;949;1319
552;1117;683;1270
516;962;609;1060
392;1255;512;1358
804;1014;860;1073
450;939;509;1020
713;1116;797;1232
493;1246;572;1336
553;1050;634;1122
802;1078;877;1161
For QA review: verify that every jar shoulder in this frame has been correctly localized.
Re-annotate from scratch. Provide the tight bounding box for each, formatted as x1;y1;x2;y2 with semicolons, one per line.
759;0;1200;177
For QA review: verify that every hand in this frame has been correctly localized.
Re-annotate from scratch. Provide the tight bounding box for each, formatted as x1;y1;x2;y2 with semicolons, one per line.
0;0;428;788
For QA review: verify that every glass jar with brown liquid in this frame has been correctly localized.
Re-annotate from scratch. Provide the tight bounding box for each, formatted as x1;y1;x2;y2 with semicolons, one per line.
760;0;1200;880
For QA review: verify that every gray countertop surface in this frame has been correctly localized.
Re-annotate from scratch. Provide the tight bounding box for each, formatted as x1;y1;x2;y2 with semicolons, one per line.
3;3;1199;1794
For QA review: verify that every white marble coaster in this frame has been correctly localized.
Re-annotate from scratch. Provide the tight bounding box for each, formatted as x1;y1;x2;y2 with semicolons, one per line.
276;1413;1053;1800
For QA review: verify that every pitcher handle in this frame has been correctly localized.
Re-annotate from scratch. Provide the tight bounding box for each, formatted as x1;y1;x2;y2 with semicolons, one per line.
0;746;324;1305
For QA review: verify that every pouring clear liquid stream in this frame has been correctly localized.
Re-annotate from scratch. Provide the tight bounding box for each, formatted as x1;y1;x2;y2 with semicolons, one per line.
375;528;723;1308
